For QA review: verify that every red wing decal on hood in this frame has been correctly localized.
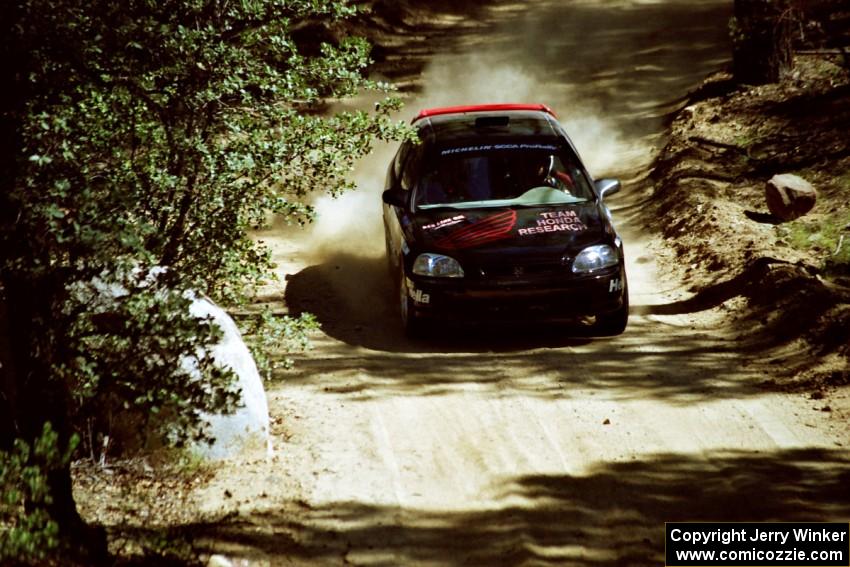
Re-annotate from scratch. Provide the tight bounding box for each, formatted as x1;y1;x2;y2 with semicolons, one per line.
434;210;517;249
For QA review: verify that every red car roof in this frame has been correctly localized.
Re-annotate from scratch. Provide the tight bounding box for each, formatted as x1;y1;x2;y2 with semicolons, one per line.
412;103;557;123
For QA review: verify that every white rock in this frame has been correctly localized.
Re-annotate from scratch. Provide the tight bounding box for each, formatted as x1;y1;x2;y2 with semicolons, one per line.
70;267;272;461
207;554;234;567
187;295;273;460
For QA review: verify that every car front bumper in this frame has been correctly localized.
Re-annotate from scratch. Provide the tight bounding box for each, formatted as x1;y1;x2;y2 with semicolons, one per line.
405;266;627;323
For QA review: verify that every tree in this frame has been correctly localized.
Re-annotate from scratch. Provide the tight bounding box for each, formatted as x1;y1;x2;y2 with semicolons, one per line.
731;0;796;84
0;0;412;562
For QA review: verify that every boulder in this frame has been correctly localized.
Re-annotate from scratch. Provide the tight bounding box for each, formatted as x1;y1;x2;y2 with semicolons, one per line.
72;269;272;460
187;296;273;460
765;173;817;221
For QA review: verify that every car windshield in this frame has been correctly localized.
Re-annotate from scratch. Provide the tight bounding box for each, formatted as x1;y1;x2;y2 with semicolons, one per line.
414;146;595;209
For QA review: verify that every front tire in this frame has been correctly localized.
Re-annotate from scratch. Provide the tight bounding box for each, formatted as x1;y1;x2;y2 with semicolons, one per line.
398;263;426;337
591;283;629;336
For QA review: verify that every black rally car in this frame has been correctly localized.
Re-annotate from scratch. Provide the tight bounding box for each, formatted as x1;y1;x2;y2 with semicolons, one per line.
381;103;628;335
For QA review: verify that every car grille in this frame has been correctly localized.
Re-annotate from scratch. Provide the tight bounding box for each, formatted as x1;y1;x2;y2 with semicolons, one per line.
476;258;568;280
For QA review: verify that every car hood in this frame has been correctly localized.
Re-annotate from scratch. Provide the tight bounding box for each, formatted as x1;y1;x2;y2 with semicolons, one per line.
410;202;610;259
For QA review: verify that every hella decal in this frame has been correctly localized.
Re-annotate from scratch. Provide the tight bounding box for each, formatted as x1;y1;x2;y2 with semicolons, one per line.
609;278;624;293
408;287;430;304
405;278;430;304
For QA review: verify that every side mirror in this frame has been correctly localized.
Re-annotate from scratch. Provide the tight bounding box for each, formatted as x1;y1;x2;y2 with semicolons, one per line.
382;187;408;208
595;178;621;200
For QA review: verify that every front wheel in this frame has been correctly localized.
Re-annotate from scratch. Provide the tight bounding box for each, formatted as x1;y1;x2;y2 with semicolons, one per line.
398;263;426;337
591;285;629;336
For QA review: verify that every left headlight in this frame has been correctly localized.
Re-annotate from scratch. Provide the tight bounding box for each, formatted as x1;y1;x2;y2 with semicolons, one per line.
572;244;619;273
412;253;464;278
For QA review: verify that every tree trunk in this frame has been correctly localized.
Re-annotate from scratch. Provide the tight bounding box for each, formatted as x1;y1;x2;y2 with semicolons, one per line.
733;0;795;84
0;4;107;564
0;0;22;454
1;278;109;564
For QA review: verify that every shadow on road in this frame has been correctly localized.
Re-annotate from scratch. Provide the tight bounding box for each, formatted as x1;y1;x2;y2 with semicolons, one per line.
275;318;764;403
180;448;850;566
281;251;773;403
283;252;599;354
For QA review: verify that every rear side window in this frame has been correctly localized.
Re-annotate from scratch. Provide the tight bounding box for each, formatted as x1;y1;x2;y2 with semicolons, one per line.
400;144;425;191
394;142;412;180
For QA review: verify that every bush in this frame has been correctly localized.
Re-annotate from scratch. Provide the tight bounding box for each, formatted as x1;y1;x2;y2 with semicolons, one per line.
778;217;849;275
1;0;414;555
0;423;76;564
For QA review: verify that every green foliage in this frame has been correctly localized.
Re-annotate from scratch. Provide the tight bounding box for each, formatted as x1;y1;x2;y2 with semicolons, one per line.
4;0;415;460
728;16;746;46
66;277;242;450
14;0;413;298
776;216;850;277
240;309;319;379
0;423;76;563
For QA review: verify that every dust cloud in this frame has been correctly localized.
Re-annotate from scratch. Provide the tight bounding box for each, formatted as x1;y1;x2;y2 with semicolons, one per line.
305;52;640;260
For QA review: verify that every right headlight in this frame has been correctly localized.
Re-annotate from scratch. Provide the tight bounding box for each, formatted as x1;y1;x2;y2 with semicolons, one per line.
412;253;465;278
572;244;619;273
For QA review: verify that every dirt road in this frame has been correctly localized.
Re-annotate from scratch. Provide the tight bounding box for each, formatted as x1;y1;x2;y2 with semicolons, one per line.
198;2;850;565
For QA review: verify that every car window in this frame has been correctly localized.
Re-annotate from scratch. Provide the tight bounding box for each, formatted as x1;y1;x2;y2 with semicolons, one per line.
400;144;424;192
414;147;595;208
386;150;400;191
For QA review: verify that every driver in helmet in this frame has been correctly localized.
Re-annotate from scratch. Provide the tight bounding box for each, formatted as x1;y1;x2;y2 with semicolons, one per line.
530;154;575;193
